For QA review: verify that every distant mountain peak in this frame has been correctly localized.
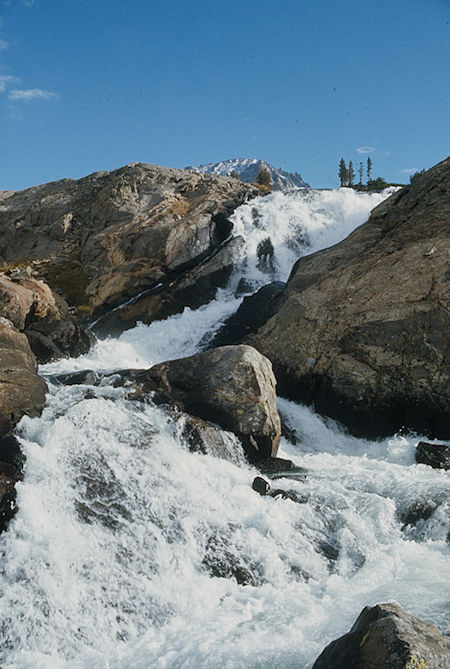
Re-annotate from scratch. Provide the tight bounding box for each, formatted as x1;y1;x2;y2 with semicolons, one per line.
186;158;310;191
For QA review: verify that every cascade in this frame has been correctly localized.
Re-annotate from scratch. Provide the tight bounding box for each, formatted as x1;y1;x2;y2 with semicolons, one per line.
1;188;448;669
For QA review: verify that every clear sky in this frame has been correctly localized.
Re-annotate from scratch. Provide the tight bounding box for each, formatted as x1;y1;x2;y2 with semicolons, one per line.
1;0;449;190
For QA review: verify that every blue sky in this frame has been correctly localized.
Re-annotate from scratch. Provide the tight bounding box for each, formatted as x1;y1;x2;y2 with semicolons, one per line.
1;0;449;190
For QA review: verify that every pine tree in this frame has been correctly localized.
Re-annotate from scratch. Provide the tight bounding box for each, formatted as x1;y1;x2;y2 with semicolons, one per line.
256;167;272;187
338;158;348;187
358;161;363;185
348;161;355;187
367;156;372;182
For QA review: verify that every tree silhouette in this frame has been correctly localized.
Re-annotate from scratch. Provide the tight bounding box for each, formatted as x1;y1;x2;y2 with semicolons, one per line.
348;161;355;187
338;158;348;187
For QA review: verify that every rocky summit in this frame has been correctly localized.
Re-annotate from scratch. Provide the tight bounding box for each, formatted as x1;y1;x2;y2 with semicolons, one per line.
246;157;450;439
0;163;257;330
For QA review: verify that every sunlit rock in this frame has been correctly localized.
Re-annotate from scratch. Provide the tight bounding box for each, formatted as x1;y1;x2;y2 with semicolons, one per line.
0;317;47;437
119;344;281;460
312;602;450;668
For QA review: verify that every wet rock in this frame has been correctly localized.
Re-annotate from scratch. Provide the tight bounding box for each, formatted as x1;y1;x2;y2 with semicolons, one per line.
248;156;450;440
0;317;47;438
119;344;281;461
256;236;275;272
49;369;100;386
251;476;307;503
209;281;285;348
202;527;264;586
234;277;259;297
178;413;246;465
0;163;257;331
0;436;24;533
416;441;450;470
312;602;450;669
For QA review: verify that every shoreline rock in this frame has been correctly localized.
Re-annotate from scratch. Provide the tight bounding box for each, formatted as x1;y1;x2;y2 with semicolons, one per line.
246;157;450;439
0;317;48;438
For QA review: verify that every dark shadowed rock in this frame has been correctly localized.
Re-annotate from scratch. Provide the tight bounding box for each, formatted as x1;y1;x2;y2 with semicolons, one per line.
247;157;450;439
209;281;285;348
0;317;48;438
0;163;256;332
312;602;450;668
416;441;450;470
48;369;100;386
118;345;281;461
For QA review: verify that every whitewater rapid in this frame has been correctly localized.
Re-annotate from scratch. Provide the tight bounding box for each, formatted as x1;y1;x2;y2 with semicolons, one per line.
1;188;448;668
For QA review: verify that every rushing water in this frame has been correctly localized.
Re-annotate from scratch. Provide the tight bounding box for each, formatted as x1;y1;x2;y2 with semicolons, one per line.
1;188;449;668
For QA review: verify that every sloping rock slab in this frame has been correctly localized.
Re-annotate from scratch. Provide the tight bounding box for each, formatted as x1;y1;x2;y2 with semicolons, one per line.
119;345;281;461
0;163;256;327
0;317;47;438
248;157;450;439
312;602;450;668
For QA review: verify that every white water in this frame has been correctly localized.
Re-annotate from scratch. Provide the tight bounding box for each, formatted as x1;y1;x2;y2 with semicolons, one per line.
1;188;449;668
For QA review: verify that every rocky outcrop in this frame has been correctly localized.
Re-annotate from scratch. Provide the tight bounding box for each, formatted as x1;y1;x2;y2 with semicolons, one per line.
416;441;450;470
312;602;450;668
0;163;256;331
0;317;47;438
0;272;92;363
118;345;281;461
247;157;450;439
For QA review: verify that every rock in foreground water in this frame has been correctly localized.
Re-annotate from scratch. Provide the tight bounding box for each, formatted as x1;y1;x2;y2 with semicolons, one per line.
312;602;450;668
120;344;281;460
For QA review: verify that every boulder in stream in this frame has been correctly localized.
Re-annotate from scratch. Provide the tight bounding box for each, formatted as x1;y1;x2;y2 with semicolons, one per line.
119;344;281;461
312;602;450;668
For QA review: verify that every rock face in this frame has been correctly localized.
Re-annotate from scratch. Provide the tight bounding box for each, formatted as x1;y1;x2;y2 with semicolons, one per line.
247;157;450;439
0;272;92;362
119;345;281;460
312;602;450;668
0;317;47;438
0;163;256;331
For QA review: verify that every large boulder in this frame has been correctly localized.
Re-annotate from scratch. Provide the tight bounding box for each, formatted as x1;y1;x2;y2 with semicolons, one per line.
0;317;47;437
0;163;256;330
119;345;281;460
247;157;450;439
312;602;450;668
0;272;92;362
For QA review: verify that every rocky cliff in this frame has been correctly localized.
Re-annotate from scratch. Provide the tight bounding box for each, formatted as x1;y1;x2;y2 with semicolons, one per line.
0;163;257;330
246;157;450;439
